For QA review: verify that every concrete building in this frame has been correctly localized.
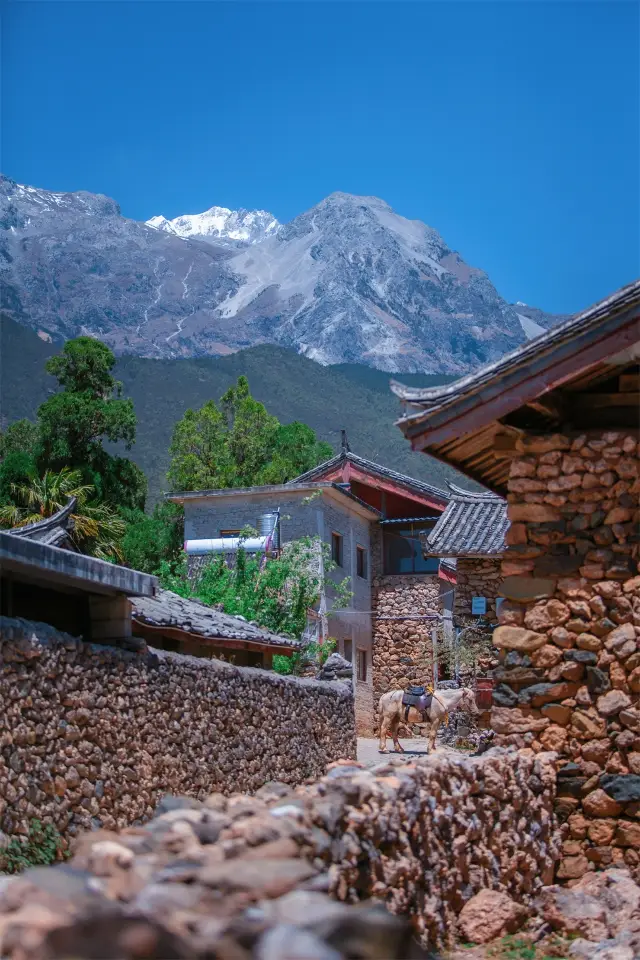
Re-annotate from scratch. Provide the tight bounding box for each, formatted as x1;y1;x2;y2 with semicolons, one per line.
169;441;463;734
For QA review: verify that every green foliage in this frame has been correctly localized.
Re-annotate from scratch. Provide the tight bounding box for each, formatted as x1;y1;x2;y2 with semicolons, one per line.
45;335;117;394
0;419;40;460
0;820;65;874
37;336;144;510
483;934;573;960
273;635;338;676
168;376;334;492
167;400;232;491
255;422;333;485
0;450;37;504
120;501;184;574
160;537;351;641
0;420;40;505
0;467;126;560
437;616;496;678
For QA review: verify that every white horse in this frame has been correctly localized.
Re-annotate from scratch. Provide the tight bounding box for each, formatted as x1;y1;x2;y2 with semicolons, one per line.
378;687;479;753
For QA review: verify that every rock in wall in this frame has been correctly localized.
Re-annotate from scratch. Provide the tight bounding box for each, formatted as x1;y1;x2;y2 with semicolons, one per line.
372;575;441;711
0;617;356;842
0;749;560;956
455;558;503;620
491;430;640;881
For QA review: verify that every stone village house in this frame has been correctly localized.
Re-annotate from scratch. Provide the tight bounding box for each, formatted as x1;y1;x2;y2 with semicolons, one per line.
168;441;510;734
392;278;640;880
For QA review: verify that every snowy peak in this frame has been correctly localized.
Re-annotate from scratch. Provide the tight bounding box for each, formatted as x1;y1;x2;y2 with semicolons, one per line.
1;175;566;372
146;204;280;246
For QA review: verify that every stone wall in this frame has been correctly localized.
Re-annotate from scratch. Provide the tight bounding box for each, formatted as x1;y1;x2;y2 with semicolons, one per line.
490;430;640;881
455;557;503;620
0;617;356;842
371;574;441;715
0;749;560;957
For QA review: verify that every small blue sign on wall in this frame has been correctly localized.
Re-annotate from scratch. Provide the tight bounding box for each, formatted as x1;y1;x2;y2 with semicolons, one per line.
471;596;487;615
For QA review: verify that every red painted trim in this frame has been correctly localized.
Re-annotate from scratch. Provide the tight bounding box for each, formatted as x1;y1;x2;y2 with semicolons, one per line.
438;567;457;584
346;465;447;510
302;462;448;510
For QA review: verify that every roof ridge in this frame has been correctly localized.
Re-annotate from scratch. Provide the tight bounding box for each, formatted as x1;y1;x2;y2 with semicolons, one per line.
391;279;640;407
291;448;449;500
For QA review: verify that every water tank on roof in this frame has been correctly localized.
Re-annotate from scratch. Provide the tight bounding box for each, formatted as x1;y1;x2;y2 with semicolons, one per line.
258;512;280;550
184;537;268;556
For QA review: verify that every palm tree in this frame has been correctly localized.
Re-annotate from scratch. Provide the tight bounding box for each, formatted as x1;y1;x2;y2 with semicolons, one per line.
0;467;125;560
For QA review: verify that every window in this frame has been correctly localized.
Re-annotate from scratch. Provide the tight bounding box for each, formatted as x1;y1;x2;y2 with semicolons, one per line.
356;545;368;579
331;532;343;567
357;648;367;682
382;521;440;575
343;638;353;662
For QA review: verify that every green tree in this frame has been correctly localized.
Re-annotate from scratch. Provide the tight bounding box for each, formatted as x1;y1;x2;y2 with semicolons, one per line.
167;376;332;491
167;401;232;492
256;422;332;485
0;466;125;560
220;375;279;486
119;501;184;574
0;419;41;460
37;337;146;510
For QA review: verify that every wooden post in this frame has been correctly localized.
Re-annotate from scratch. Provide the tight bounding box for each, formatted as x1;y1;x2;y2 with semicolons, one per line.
431;626;439;686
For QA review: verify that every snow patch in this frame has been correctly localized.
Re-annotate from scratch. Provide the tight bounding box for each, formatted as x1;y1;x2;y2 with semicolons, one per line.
517;313;546;340
146;205;280;245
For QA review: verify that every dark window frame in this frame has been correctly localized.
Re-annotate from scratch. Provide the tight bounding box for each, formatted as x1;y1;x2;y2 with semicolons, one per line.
331;531;343;567
356;648;367;682
356;544;368;580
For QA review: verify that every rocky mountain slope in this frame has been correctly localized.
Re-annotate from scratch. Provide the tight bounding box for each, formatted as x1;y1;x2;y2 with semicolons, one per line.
0;175;562;372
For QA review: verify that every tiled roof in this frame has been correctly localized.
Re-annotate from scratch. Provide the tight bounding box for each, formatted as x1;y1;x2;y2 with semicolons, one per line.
423;485;508;557
390;280;640;410
291;451;450;504
10;497;76;549
132;588;300;649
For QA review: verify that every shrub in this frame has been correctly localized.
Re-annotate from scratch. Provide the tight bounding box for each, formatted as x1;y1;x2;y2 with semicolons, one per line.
0;820;65;873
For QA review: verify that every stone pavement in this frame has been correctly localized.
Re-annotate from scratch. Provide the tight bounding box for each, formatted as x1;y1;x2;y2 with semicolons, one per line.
357;736;432;767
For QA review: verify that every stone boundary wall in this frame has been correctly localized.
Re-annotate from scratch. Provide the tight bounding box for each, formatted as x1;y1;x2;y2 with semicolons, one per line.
455;558;502;620
0;617;356;841
0;749;560;956
491;430;640;881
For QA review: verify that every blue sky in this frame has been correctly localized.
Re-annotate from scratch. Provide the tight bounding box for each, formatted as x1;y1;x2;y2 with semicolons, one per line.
3;1;638;314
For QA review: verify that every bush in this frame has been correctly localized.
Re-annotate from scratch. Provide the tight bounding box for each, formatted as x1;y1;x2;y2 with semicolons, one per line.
0;820;65;873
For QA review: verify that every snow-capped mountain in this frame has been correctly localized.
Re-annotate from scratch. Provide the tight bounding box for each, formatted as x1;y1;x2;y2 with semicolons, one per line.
0;175;564;371
146;205;280;246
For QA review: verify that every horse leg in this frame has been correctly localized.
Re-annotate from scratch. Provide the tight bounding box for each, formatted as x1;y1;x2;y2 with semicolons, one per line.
391;717;405;753
378;715;389;753
428;718;440;753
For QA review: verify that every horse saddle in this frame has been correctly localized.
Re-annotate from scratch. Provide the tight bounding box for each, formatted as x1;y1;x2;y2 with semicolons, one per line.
402;686;432;721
